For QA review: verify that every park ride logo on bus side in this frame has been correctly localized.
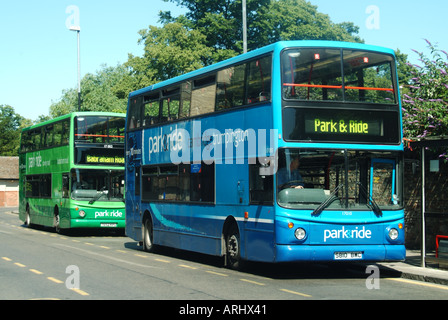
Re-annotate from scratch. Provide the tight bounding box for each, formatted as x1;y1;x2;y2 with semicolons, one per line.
143;121;279;172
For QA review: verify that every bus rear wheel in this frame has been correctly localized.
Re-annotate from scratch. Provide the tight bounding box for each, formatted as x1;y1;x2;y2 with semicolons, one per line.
225;225;244;270
142;217;156;253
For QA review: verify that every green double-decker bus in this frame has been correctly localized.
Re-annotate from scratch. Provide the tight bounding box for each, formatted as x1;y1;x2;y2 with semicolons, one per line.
19;112;126;232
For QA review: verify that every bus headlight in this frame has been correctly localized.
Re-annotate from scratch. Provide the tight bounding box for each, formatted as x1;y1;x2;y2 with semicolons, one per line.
294;228;306;241
388;228;399;240
79;210;86;218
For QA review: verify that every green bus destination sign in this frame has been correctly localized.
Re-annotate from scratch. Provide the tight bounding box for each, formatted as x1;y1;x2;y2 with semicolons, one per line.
86;155;125;164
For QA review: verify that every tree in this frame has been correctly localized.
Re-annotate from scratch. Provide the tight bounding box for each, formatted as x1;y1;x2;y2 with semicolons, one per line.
48;0;364;120
0;105;24;156
395;49;416;86
50;64;128;118
402;40;448;140
251;0;362;46
161;0;362;59
121;21;213;88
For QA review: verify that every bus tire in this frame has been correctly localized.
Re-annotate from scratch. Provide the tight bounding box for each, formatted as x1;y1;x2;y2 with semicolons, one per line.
54;207;61;234
225;224;244;270
25;205;31;227
142;215;156;253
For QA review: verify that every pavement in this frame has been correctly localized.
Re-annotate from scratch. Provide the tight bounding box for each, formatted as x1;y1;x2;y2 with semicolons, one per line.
3;207;448;286
377;250;448;286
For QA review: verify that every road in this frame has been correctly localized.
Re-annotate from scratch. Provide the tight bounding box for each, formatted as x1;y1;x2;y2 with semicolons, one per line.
1;207;448;304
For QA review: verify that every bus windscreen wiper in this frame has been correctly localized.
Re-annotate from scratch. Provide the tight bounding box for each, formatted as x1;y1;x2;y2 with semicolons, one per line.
89;186;107;204
357;182;382;216
312;183;344;216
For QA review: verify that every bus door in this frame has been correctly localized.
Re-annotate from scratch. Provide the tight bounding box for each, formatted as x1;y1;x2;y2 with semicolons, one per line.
244;162;275;262
126;131;143;239
370;158;396;206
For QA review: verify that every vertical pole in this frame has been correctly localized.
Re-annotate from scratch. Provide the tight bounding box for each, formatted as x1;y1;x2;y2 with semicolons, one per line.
421;147;426;268
242;0;247;53
77;30;81;111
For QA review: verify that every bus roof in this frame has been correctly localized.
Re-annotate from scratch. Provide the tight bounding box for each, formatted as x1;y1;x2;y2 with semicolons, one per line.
21;111;126;132
129;40;396;98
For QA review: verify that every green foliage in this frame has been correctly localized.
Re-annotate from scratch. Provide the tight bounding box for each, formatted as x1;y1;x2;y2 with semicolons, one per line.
49;0;364;120
402;40;448;140
395;49;416;86
49;64;128;118
0;105;25;156
252;0;362;46
162;0;362;58
131;22;212;82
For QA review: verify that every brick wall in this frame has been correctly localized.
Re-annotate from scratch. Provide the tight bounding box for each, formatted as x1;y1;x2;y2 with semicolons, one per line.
0;180;19;207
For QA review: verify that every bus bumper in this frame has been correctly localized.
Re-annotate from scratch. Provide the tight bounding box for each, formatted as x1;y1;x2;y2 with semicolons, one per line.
274;244;406;263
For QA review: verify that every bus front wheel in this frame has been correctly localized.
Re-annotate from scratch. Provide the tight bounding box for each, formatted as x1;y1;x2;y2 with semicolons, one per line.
25;206;31;227
142;217;156;253
54;207;61;234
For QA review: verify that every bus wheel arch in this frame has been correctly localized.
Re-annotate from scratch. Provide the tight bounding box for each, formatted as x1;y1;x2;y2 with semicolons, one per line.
142;210;156;253
222;216;244;270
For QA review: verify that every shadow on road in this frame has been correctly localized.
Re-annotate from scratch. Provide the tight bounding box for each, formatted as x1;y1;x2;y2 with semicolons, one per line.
122;241;402;280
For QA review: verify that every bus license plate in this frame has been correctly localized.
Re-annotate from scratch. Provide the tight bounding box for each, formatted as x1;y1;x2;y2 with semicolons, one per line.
334;252;363;260
101;223;117;228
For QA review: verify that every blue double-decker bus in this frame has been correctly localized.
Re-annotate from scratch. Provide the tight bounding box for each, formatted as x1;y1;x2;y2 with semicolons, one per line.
125;41;405;268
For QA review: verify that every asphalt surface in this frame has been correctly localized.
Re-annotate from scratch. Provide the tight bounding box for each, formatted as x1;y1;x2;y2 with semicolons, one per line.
4;206;448;287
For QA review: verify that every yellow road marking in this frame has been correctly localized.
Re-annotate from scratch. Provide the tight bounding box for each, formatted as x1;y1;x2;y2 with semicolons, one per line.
47;277;64;284
2;257;12;261
71;288;90;296
134;254;147;258
14;262;26;268
155;258;171;263
179;264;197;270
386;277;448;291
280;288;312;298
29;269;43;275
206;270;228;277
240;278;265;286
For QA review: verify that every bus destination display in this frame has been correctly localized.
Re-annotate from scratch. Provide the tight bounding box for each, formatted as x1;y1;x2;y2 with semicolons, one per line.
307;117;382;136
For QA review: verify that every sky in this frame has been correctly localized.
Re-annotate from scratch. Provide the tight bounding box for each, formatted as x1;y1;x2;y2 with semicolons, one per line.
0;0;447;121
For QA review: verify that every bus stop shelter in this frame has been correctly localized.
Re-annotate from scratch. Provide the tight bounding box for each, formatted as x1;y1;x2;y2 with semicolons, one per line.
409;136;448;268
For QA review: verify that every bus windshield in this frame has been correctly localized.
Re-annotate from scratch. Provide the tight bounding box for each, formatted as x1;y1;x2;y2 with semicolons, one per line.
75;116;125;144
277;149;402;212
71;169;124;203
74;115;125;165
282;48;396;104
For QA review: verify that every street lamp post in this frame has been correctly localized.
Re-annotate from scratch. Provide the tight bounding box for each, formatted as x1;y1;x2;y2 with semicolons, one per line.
69;26;81;111
242;0;247;53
